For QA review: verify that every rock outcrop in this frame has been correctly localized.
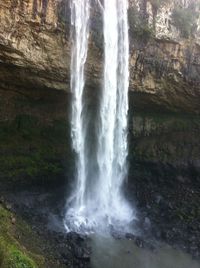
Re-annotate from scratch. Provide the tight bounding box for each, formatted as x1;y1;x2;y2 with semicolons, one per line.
128;0;200;113
0;0;199;115
0;0;200;184
0;0;69;94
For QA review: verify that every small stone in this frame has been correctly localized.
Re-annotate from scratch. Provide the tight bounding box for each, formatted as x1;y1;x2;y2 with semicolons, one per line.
11;217;16;224
82;253;90;262
0;196;4;203
144;217;151;230
125;233;135;240
6;204;12;211
135;238;143;248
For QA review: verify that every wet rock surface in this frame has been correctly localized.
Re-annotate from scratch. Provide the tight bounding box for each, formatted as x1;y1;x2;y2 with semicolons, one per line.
0;111;200;266
126;112;200;260
1;178;200;267
0;187;91;268
128;161;200;260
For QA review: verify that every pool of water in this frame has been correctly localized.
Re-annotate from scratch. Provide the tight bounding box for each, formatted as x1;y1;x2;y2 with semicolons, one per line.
90;235;200;268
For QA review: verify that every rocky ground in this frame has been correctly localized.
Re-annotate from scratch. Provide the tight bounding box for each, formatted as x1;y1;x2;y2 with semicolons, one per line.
0;186;91;268
128;114;200;260
128;163;200;259
0;162;200;267
0;184;155;268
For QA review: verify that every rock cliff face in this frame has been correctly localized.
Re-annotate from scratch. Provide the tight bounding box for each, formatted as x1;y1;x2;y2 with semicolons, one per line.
0;2;200;260
0;0;200;116
0;0;69;94
130;0;200;40
0;0;200;185
129;0;200;113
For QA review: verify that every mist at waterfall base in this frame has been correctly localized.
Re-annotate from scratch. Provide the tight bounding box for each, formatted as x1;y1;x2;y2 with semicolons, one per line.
90;235;200;268
64;0;136;234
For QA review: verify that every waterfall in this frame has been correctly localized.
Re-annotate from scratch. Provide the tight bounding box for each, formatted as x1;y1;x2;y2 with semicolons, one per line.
65;0;90;232
95;0;134;228
65;0;135;233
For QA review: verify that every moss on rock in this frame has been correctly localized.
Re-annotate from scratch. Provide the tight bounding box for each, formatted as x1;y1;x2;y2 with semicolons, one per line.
0;205;44;268
132;113;200;161
0;114;73;187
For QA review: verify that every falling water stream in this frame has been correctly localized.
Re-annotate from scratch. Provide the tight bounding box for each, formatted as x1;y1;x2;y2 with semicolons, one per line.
65;0;134;232
62;1;200;267
64;0;90;232
95;0;134;229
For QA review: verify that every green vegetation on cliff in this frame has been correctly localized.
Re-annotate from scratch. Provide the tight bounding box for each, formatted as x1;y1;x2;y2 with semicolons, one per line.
0;114;72;186
149;0;167;9
172;3;199;38
128;6;154;43
130;112;200;164
0;205;43;268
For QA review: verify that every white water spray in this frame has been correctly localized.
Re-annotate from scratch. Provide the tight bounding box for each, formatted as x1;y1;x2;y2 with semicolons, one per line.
95;0;134;228
65;0;135;233
65;0;90;231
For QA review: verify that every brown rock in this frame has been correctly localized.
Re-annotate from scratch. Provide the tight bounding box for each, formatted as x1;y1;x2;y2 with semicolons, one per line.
0;0;199;115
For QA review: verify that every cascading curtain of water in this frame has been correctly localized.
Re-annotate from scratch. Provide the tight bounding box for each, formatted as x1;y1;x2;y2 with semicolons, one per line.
65;0;135;233
95;0;134;229
64;0;90;232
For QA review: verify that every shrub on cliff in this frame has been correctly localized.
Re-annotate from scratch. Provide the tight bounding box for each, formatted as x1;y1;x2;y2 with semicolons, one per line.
172;4;199;38
128;6;154;43
149;0;168;11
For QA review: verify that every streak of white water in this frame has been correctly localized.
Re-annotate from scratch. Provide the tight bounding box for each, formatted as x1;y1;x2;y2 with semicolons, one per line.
95;0;134;229
65;0;135;233
64;0;90;232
